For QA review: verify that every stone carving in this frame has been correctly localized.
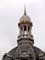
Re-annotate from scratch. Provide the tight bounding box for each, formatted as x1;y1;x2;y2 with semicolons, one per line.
2;8;45;60
2;53;14;60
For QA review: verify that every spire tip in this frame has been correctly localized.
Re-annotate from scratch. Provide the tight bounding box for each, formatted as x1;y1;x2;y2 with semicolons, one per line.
24;5;26;15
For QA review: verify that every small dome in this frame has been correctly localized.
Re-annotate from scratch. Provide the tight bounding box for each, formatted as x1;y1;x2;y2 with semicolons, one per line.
20;14;31;23
18;7;33;26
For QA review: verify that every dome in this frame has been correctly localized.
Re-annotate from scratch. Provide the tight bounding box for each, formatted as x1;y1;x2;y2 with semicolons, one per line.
18;7;32;26
20;15;31;23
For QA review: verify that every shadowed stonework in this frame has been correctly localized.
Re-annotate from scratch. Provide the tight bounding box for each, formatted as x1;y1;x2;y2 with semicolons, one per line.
2;8;45;60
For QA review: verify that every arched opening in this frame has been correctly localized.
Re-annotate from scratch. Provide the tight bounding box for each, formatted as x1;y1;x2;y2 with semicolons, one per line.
24;26;26;31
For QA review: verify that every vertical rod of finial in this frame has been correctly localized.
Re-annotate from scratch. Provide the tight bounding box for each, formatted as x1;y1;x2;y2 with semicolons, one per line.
24;5;26;15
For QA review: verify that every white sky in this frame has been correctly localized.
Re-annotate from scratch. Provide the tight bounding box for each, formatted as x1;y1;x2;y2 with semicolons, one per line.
0;0;45;60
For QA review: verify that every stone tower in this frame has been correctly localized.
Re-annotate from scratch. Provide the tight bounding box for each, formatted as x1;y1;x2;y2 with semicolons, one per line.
17;7;36;60
2;8;45;60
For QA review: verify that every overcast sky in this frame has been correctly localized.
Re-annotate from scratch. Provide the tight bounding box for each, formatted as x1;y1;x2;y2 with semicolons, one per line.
0;0;45;60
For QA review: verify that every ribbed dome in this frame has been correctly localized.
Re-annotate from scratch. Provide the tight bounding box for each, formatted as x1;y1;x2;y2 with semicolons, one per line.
20;14;31;23
18;7;33;26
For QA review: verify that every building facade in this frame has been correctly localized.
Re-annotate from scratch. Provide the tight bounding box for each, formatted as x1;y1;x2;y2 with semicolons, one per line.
2;8;45;60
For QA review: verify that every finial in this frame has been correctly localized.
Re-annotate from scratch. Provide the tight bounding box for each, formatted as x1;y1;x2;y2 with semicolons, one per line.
24;5;26;15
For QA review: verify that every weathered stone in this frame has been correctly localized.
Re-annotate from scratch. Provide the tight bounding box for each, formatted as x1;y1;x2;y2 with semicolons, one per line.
2;8;45;60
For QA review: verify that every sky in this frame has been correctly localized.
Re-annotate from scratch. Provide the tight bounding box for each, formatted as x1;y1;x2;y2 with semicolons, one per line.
0;0;45;60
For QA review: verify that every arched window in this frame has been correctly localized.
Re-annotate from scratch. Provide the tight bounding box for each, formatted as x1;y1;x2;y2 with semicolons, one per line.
24;26;26;31
28;26;30;31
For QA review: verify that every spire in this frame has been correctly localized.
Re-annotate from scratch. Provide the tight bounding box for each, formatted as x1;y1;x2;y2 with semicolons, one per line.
24;6;26;15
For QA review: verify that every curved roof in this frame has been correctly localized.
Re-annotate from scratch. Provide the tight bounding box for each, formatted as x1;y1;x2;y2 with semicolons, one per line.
20;15;31;23
18;8;32;26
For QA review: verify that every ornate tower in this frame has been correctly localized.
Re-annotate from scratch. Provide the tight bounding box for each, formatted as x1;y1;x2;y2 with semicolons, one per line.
17;7;36;60
2;7;45;60
18;7;34;46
